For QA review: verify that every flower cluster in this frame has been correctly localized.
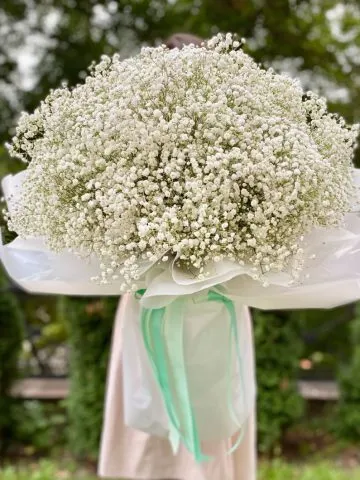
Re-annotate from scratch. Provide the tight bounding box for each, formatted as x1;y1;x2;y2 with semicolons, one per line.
6;34;359;290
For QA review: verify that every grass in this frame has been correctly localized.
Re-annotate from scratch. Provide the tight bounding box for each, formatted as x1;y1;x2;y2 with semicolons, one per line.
2;459;360;480
0;460;97;480
259;460;360;480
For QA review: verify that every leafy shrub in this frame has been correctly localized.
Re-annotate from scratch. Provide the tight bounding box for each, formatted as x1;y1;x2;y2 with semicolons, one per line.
336;302;360;440
254;309;304;453
0;268;24;454
65;296;119;459
12;401;67;454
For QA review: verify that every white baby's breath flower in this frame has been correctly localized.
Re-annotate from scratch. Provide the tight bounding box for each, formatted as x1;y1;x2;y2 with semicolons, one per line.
6;34;359;288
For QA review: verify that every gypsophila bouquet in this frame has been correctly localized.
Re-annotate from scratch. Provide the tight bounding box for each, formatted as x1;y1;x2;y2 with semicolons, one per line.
2;33;360;461
4;33;359;292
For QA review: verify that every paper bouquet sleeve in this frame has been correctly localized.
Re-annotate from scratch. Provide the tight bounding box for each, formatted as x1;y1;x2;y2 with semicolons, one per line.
121;291;255;446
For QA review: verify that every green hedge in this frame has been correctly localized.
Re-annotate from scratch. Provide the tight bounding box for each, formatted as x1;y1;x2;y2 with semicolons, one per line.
66;296;118;459
254;309;304;453
336;303;360;440
0;269;24;454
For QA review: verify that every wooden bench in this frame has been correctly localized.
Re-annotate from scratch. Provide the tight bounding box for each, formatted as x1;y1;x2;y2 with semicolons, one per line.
11;378;340;401
297;380;339;401
11;378;69;399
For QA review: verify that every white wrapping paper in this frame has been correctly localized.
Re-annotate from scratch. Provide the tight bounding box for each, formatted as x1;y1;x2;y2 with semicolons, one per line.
122;292;255;442
122;293;169;437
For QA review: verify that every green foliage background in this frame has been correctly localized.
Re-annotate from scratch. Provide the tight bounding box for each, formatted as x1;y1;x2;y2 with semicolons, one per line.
336;303;360;440
0;270;23;455
254;310;305;453
0;0;360;457
65;297;118;458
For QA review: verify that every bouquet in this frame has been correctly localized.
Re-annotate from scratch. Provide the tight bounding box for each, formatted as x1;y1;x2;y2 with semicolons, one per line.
2;33;360;460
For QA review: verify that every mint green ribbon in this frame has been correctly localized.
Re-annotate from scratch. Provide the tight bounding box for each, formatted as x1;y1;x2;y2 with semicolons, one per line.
137;289;246;463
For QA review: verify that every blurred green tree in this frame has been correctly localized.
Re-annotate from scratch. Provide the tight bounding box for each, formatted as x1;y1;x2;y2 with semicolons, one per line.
0;0;359;148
